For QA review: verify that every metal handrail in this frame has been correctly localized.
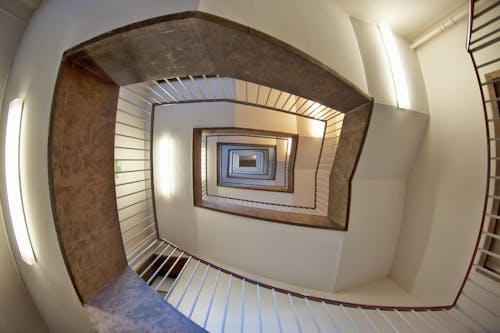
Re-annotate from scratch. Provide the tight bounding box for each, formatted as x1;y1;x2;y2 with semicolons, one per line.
141;76;342;216
129;238;464;332
116;3;500;329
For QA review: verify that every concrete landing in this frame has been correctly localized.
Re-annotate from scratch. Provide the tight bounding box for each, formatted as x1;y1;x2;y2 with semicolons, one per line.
85;267;206;333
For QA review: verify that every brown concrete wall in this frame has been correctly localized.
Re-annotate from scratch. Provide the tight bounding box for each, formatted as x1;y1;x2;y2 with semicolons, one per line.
46;11;372;304
49;61;126;303
328;101;373;227
67;12;369;113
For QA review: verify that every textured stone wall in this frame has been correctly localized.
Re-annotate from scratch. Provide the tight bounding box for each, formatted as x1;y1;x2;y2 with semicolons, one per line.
48;11;372;303
67;12;369;113
329;101;373;227
50;61;126;303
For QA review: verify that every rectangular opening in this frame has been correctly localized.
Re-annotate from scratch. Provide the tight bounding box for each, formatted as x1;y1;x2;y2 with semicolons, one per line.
238;155;257;167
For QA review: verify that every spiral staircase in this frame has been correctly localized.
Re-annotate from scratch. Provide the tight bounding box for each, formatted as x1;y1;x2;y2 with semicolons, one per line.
1;1;500;332
104;1;500;331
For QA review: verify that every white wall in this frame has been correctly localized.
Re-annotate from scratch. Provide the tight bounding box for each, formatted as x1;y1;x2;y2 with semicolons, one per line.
0;1;200;332
333;19;429;292
351;18;396;107
207;136;291;202
0;214;49;333
391;21;487;304
1;2;373;328
207;103;322;207
351;17;429;113
3;2;484;329
154;102;344;291
333;178;408;292
199;0;369;96
0;4;49;332
334;107;428;292
355;104;429;180
395;32;430;115
0;7;24;102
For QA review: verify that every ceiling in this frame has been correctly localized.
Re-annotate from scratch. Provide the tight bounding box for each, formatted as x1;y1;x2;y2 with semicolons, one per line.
335;0;467;40
0;0;41;21
2;0;466;40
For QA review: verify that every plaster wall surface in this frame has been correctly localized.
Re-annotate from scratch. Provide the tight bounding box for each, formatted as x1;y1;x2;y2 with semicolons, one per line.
351;18;397;107
0;211;49;333
391;21;487;304
1;2;373;328
154;102;343;291
0;1;200;332
0;5;50;333
199;0;369;96
0;5;24;103
233;104;322;206
333;18;430;292
153;97;441;305
206;103;322;207
333;178;408;291
1;2;480;330
332;277;426;306
333;103;428;293
351;18;429;114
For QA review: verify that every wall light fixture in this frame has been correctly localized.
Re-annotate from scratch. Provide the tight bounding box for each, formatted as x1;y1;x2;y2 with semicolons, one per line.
379;23;410;110
158;135;174;197
5;98;35;265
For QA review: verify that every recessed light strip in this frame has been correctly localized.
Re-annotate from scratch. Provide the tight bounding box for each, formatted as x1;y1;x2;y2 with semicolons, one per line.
379;23;410;110
4;98;36;265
